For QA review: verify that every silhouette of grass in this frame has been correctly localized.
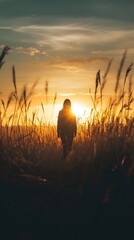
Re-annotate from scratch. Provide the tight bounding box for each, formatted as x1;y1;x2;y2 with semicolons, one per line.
0;46;133;184
0;46;134;240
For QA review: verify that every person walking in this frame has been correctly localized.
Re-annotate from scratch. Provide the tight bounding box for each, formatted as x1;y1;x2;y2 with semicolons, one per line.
57;99;77;158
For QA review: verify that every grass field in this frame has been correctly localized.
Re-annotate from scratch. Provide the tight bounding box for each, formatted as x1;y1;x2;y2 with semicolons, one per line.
1;46;134;240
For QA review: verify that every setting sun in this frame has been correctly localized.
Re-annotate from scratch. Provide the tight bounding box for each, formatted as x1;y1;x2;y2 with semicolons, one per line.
72;103;85;117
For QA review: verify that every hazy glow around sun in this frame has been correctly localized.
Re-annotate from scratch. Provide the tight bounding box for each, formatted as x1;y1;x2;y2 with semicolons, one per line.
72;103;85;117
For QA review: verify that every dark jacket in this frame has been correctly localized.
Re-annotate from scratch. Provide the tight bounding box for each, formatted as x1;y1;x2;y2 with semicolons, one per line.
57;108;77;138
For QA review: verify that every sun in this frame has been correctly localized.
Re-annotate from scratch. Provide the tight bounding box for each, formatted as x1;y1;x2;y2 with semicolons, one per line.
72;103;85;117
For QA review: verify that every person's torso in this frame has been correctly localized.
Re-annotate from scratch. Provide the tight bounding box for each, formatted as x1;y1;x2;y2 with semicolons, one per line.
59;109;76;136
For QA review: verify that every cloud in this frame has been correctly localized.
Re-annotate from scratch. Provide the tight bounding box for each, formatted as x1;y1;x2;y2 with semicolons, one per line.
12;24;134;53
0;44;5;48
33;57;109;72
0;26;13;30
0;22;134;64
15;46;40;56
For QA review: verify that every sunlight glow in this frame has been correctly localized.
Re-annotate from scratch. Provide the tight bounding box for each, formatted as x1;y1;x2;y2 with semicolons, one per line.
72;104;85;117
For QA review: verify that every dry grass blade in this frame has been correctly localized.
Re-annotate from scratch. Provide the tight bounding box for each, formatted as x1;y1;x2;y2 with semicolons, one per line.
94;69;101;108
41;102;46;123
1;93;13;121
96;69;101;89
23;85;27;108
100;59;112;112
32;111;37;125
122;63;133;109
12;65;18;97
0;45;10;69
115;50;127;94
45;81;48;95
95;69;101;97
27;100;32;111
27;79;39;100
8;114;14;123
51;92;57;121
41;102;45;115
18;89;25;108
6;92;13;109
103;58;113;79
1;99;5;111
127;75;133;115
101;58;113;90
45;81;48;104
53;92;57;108
128;74;133;95
124;63;133;87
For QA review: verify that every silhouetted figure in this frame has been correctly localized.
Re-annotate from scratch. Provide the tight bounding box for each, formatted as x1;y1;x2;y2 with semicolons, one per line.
57;99;77;158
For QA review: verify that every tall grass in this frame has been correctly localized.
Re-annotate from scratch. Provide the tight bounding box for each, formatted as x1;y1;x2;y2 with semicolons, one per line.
0;46;133;190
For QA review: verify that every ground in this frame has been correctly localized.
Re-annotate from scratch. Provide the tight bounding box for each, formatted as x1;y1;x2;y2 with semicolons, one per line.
1;171;134;240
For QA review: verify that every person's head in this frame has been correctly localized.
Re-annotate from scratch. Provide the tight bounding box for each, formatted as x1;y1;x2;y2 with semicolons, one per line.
63;99;71;109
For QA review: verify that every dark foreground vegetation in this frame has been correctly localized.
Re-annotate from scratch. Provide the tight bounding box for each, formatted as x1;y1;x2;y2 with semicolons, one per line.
1;162;134;240
0;46;134;239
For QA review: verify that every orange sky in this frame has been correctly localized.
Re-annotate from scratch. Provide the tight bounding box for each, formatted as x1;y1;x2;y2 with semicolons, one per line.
0;1;134;123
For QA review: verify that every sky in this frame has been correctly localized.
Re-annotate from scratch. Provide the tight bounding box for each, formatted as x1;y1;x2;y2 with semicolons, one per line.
0;0;134;122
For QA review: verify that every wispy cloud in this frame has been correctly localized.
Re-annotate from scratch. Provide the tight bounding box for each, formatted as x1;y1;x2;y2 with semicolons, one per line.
0;23;134;55
15;46;40;56
0;44;5;48
8;24;134;53
34;57;109;71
